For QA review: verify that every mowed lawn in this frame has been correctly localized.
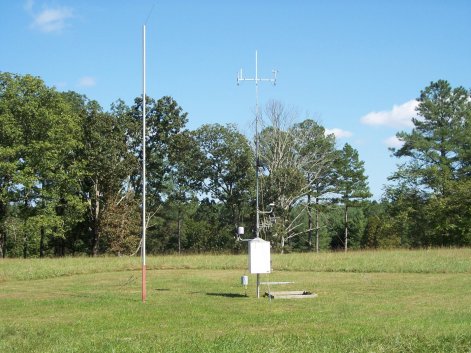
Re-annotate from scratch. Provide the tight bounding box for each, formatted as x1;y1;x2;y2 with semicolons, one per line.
1;249;470;352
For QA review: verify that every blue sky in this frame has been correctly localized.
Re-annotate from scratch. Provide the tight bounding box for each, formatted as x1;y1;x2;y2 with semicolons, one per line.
1;0;471;199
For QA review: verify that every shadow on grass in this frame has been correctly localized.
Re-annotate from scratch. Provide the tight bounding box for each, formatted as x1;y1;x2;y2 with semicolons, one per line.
206;292;248;298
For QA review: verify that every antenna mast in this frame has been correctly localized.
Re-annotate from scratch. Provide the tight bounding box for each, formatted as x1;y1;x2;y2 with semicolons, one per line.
237;50;277;239
141;24;147;303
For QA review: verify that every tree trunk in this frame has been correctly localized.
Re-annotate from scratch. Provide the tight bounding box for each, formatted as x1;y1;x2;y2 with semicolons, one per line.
344;204;348;252
0;224;5;258
91;221;99;256
23;235;28;259
177;208;182;254
91;181;100;256
23;200;28;258
281;235;285;254
61;238;65;256
0;231;4;258
55;238;65;257
0;201;5;258
39;226;45;258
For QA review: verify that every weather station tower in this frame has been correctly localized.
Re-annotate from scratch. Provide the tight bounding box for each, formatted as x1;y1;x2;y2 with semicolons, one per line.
237;51;277;298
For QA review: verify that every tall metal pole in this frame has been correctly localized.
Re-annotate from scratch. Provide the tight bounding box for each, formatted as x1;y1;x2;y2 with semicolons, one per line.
237;50;277;298
141;24;147;303
237;50;277;239
255;51;260;240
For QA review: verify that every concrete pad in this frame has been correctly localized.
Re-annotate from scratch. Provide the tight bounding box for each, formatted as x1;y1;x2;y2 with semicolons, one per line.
264;290;318;299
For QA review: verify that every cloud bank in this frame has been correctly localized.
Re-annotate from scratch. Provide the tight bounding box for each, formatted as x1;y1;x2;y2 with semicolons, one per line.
78;76;96;88
384;135;403;148
325;128;353;139
361;100;418;128
24;0;34;12
25;1;74;33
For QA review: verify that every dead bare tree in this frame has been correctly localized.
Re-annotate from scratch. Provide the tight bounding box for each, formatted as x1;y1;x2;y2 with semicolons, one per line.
257;100;336;252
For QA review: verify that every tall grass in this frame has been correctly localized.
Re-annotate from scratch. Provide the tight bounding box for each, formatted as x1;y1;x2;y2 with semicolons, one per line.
1;248;470;282
272;248;471;273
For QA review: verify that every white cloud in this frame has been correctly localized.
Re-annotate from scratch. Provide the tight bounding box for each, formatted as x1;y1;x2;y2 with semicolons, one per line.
384;135;403;149
78;76;96;87
24;0;34;12
26;1;74;33
54;81;68;90
361;100;418;128
325;128;353;139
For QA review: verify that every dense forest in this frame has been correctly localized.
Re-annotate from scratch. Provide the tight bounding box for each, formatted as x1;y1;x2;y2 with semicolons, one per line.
1;72;470;257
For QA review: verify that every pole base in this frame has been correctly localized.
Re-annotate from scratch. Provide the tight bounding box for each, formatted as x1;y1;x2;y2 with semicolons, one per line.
142;264;147;302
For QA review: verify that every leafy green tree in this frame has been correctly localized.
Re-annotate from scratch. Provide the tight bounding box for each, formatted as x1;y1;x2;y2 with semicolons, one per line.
328;205;367;250
191;198;234;251
63;93;139;256
389;80;471;246
1;212;24;257
393;80;470;195
382;183;427;247
0;73;33;256
333;143;371;252
165;131;206;252
123;96;190;253
362;201;402;249
193;123;255;231
0;73;85;257
127;96;189;200
436;179;471;245
0;72;18;256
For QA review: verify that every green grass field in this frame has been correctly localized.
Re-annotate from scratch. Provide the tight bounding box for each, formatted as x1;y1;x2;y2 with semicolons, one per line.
1;249;470;352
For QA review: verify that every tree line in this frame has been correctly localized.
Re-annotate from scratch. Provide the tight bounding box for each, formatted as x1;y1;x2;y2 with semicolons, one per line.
0;73;470;257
